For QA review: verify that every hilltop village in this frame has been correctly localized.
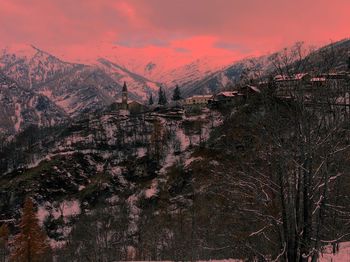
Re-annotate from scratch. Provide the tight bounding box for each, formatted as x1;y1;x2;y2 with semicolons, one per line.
114;56;350;119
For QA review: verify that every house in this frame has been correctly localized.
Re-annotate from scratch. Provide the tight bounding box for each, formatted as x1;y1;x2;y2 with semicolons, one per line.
310;77;327;87
182;95;213;108
274;73;312;98
320;72;349;80
128;100;148;115
274;73;311;83
210;91;244;108
239;85;261;100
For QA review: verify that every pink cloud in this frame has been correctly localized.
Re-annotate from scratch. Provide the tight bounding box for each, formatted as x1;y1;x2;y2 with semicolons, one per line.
0;0;349;65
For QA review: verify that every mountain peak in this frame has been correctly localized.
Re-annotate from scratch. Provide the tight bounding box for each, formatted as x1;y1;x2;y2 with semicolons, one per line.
1;43;39;59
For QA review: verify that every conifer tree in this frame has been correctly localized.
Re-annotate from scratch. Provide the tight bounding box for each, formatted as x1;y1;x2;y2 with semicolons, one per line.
163;91;168;105
158;86;167;105
10;197;50;262
148;94;154;105
172;85;182;101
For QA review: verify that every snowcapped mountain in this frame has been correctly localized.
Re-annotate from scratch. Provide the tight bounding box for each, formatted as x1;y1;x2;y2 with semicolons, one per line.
179;48;304;96
95;58;159;101
0;43;267;133
0;45;162;131
177;57;263;96
35;65;120;117
96;48;236;89
0;44;77;88
0;70;67;134
57;43;235;90
148;56;234;88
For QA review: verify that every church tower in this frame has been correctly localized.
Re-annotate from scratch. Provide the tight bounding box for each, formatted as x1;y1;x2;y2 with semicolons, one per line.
122;81;128;110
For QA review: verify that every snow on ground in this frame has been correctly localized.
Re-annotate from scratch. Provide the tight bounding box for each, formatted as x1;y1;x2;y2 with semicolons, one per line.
126;259;243;262
160;148;177;174
37;199;81;225
127;194;141;234
185;156;203;167
14;102;22;131
144;179;158;198
38;89;54;100
319;242;350;262
176;127;191;151
137;147;147;158
37;200;81;249
55;97;73;113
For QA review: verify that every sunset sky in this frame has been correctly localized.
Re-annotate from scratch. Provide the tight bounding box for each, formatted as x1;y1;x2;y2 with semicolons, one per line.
1;0;350;65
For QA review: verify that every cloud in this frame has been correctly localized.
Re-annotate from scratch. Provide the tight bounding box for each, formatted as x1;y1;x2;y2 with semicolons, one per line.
0;0;349;63
174;47;191;53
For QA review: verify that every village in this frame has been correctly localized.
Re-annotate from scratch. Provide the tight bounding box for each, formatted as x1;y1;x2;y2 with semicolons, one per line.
113;53;350;120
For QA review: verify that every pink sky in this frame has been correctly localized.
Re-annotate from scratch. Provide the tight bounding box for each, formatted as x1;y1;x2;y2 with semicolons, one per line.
1;0;350;65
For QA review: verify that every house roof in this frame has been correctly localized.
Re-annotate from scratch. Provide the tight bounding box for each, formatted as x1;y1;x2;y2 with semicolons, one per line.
128;100;143;105
274;73;309;81
310;77;326;82
246;85;261;93
185;95;213;100
191;95;213;99
216;91;239;97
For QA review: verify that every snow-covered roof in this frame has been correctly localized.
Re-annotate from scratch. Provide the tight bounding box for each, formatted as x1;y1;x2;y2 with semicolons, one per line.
184;95;213;102
274;73;309;81
310;77;326;82
246;85;261;93
127;100;144;105
294;73;309;80
187;95;213;99
217;91;239;97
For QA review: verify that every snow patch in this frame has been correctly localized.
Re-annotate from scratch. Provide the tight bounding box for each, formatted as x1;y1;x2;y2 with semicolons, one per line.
319;242;350;262
14;103;22;131
37;200;81;225
144;179;158;199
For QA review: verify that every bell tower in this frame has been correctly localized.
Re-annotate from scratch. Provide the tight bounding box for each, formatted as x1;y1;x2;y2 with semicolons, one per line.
122;81;128;110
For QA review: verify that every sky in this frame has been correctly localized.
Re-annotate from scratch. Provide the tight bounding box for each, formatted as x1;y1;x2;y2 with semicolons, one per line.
1;0;350;66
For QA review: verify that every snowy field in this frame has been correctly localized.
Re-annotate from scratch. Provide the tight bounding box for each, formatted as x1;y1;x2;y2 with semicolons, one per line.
126;260;241;262
318;242;350;262
119;243;350;261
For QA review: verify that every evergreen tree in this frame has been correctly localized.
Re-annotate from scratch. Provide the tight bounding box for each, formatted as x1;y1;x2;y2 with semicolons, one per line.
148;94;154;105
11;197;50;262
172;85;182;101
163;91;168;105
158;86;167;105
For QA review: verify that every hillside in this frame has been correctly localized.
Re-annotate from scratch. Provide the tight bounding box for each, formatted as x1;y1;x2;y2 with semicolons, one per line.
0;71;68;134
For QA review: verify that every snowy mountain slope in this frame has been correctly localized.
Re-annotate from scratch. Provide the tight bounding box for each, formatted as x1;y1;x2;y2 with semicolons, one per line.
95;58;160;102
0;44;77;89
35;65;121;117
180;46;314;97
100;50;236;90
0;45;161;126
0;71;68;134
154;56;234;88
183;39;350;97
179;58;259;96
0;108;223;249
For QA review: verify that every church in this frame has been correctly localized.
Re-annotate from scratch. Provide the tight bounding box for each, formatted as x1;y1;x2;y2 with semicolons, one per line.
114;82;148;115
